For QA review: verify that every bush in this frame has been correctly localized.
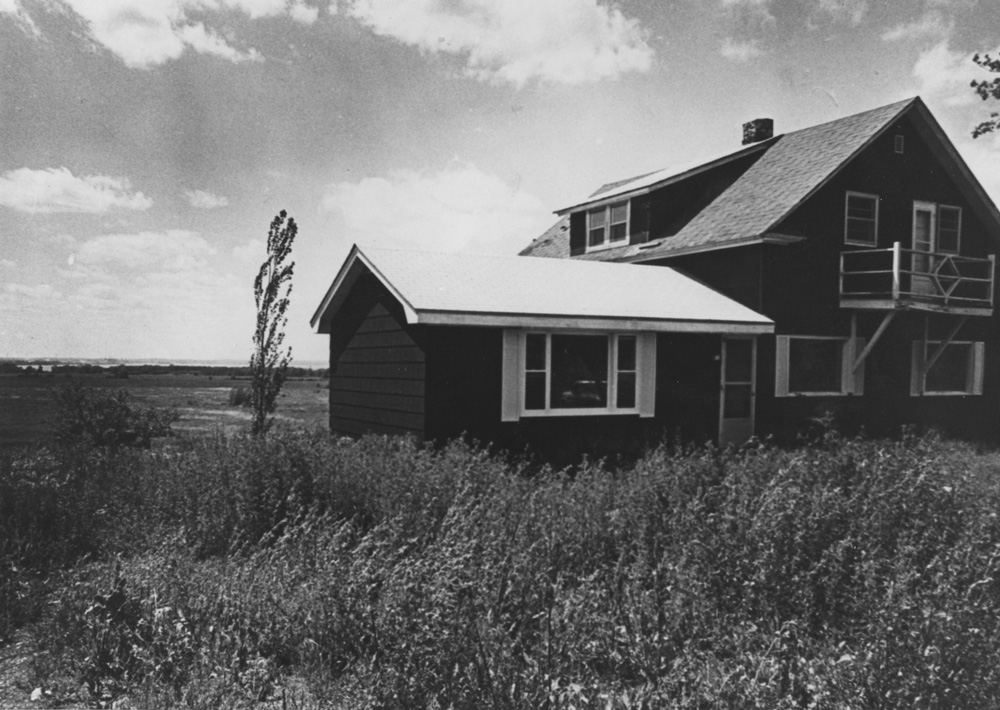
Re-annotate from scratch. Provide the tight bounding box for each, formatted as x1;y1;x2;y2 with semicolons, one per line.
228;386;251;407
51;383;178;450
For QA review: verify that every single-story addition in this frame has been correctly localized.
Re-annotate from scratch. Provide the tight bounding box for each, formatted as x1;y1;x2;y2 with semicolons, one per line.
311;245;773;460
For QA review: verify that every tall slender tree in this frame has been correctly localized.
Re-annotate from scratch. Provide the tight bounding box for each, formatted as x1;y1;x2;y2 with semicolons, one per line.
250;210;297;436
971;53;1000;138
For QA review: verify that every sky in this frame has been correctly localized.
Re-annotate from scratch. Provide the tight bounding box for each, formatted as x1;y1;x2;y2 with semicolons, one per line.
1;0;999;364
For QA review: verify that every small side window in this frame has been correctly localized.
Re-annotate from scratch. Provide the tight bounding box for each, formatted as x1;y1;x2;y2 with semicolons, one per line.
938;205;961;255
585;201;630;251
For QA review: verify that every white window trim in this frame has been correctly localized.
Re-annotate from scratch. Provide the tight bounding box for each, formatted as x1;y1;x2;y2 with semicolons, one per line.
500;330;656;420
775;335;865;397
910;340;984;396
844;191;879;247
585;201;630;252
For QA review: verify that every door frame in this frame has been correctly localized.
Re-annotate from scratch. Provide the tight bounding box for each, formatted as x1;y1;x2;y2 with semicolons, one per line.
912;201;937;294
719;336;757;446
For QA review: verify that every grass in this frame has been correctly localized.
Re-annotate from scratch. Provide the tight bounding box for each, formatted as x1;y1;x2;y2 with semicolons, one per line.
4;410;1000;708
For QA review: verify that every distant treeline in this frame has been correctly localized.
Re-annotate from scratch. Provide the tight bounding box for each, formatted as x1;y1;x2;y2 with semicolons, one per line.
2;362;329;379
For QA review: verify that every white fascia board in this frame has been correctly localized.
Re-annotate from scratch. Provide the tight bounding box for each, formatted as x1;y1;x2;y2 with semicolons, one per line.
310;245;419;333
416;311;774;334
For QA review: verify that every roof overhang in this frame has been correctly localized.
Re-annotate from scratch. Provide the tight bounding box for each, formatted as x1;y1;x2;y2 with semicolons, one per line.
312;246;775;335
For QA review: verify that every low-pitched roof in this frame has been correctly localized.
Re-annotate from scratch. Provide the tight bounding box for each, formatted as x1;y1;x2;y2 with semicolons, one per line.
312;245;773;335
520;97;1000;262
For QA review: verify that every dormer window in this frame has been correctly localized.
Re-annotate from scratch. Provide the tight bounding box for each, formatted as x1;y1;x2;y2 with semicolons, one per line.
587;201;629;250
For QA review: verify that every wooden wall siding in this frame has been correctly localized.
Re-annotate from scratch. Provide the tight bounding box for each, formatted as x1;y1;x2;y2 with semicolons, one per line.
422;327;722;464
654;245;764;313
745;116;1000;443
328;273;426;438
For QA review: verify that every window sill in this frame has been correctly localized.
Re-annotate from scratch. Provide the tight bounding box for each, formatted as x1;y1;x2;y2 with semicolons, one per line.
584;241;629;254
844;240;877;248
520;408;640;418
776;392;854;398
912;391;980;397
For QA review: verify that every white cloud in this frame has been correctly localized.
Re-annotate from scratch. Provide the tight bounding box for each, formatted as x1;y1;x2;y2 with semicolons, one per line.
5;283;62;300
0;167;152;213
815;0;867;26
48;0;317;69
76;230;216;271
721;38;764;62
882;11;952;42
177;23;261;63
0;259;16;269
319;162;552;254
347;0;653;86
913;41;998;107
232;238;265;263
184;188;230;209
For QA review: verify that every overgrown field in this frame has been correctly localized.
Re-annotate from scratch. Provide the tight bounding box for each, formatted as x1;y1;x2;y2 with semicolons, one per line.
0;374;328;446
3;402;1000;707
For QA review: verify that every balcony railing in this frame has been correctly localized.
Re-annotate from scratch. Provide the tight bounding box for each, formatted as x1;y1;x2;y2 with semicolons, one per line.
840;242;995;313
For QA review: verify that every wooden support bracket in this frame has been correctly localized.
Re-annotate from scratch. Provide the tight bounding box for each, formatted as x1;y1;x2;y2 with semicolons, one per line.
923;315;969;375
851;311;897;373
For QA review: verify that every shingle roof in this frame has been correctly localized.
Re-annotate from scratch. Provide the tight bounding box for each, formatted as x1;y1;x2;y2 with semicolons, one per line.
313;245;773;334
520;98;917;261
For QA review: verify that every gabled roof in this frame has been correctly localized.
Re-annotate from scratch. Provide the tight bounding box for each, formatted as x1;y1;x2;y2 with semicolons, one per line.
312;245;774;335
520;97;1000;262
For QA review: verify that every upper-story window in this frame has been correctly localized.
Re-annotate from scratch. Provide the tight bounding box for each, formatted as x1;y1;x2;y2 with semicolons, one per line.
845;192;879;246
937;205;962;254
587;201;629;250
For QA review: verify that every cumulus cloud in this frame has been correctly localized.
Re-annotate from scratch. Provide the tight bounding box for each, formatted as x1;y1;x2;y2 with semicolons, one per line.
0;167;152;214
184;189;229;209
319;163;552;254
721;38;764;62
347;0;653;86
75;230;216;271
232;239;264;263
912;41;998;107
882;11;952;42
18;0;320;69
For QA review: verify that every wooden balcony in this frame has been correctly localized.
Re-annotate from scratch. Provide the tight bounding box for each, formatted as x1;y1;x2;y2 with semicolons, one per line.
840;242;995;316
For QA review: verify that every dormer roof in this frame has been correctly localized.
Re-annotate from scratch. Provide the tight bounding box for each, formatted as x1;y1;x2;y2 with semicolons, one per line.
520;97;1000;263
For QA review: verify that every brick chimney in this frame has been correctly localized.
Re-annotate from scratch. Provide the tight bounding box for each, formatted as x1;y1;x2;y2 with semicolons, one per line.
742;118;774;145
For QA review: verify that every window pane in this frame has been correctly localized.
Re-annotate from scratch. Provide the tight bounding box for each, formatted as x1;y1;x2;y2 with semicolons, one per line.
610;202;628;223
526;333;546;371
550;334;608;409
589;228;605;247
925;344;970;393
618;336;636;371
725;339;753;382
617;372;636;409
609;222;627;242
846;195;877;245
525;372;546;410
788;339;843;393
847;195;875;220
939;206;960;253
914;210;932;247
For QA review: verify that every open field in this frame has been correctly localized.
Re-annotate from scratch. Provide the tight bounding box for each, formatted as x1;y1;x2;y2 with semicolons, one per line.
0;374;329;446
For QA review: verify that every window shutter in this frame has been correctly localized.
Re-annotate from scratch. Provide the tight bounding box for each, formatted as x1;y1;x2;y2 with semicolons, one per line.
971;341;985;395
775;336;790;397
910;341;923;396
847;337;865;395
637;333;657;418
501;330;521;422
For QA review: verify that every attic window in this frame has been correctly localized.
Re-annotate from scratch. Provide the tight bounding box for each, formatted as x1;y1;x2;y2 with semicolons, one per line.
894;134;905;154
587;201;629;250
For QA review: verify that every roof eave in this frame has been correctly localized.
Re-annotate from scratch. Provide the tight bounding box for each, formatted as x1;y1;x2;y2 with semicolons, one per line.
416;310;774;334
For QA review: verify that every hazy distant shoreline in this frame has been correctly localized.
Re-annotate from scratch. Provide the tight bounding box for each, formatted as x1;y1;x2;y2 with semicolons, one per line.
0;357;329;370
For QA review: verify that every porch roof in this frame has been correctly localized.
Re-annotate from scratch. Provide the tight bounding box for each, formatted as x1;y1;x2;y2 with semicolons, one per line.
311;245;774;335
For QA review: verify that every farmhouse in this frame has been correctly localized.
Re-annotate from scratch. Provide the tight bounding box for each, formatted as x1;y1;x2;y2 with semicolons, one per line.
312;97;1000;458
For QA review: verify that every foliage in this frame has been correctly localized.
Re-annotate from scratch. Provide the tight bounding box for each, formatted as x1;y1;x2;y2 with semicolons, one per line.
7;431;1000;707
228;386;252;407
249;210;297;436
971;53;1000;137
51;383;178;450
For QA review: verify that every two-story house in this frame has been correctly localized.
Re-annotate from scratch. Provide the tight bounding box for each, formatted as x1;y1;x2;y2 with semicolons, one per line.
312;97;1000;459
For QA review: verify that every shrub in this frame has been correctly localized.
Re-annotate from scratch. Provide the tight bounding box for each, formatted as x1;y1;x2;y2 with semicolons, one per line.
228;386;251;407
51;383;178;450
